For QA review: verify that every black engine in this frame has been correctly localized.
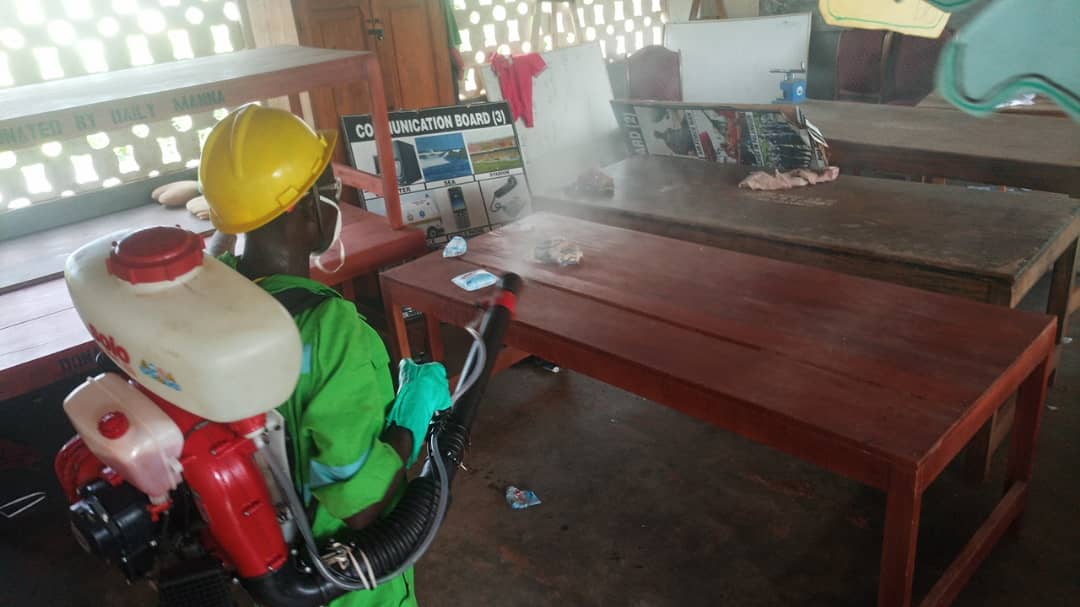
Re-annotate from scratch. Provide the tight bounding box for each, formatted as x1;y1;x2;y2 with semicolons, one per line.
69;480;159;580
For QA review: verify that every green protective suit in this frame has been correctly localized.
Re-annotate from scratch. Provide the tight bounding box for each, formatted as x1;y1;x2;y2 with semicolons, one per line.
223;257;418;607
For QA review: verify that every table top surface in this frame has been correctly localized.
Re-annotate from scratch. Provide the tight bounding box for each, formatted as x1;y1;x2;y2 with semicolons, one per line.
535;156;1080;283
916;92;1069;118
801;100;1080;170
0;203;212;294
383;213;1054;468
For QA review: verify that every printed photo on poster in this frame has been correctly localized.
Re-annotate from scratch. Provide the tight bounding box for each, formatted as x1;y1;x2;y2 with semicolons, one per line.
382;140;422;185
633;107;697;158
342;102;534;247
686;109;739;163
479;175;530;224
399;191;446;241
416;133;473;182
610;100;828;171
465;128;524;175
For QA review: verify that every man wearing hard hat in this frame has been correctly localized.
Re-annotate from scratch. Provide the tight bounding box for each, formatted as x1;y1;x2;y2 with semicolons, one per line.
198;104;449;607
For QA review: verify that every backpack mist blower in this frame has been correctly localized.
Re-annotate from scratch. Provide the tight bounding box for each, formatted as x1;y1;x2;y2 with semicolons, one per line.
54;226;521;606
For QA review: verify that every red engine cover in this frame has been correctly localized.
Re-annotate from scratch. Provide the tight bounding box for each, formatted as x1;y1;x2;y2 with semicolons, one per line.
55;436;108;503
146;391;289;578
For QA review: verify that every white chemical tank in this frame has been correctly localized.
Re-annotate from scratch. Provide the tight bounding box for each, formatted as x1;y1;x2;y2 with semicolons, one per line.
64;226;303;423
63;373;184;503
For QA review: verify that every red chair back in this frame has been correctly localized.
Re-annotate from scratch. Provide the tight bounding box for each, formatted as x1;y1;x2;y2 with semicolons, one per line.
884;30;953;105
626;45;682;101
835;29;888;102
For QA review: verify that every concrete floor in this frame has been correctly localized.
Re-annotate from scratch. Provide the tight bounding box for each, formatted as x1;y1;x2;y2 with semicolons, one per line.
2;287;1078;606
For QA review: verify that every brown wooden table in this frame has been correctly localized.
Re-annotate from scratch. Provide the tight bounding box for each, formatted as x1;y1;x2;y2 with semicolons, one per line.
534;156;1080;479
380;213;1056;607
917;91;1069;119
801;100;1080;196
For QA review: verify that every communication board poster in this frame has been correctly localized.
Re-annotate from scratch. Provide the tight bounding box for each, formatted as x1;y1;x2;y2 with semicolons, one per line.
342;102;532;246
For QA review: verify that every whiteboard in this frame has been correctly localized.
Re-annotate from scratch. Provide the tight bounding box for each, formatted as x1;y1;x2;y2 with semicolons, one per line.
481;43;625;191
665;13;812;104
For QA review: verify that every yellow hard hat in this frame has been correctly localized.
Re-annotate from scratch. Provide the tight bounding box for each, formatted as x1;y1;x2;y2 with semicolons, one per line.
199;104;338;234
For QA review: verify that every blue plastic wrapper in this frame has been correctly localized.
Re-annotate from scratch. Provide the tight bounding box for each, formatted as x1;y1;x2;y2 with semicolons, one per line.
451;269;498;291
443;236;467;258
505;486;542;510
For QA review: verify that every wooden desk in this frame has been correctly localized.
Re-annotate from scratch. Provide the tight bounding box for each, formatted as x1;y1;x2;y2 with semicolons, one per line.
917;91;1069;119
536;156;1079;334
0;206;426;401
801;100;1080;196
534;156;1079;479
381;213;1056;607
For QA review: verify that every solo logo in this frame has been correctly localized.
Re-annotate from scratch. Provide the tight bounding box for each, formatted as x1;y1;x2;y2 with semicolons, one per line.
88;324;130;364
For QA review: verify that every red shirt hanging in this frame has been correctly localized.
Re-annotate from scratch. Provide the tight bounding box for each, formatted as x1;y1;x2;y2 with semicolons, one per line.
491;53;547;128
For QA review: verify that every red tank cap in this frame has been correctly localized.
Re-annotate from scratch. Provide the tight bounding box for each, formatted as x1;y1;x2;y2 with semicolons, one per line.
98;411;130;439
107;226;205;285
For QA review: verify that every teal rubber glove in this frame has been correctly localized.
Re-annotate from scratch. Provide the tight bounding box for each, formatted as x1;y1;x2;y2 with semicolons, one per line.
385;359;453;466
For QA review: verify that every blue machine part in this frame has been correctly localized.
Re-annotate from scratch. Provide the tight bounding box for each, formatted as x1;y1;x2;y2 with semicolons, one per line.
771;67;807;104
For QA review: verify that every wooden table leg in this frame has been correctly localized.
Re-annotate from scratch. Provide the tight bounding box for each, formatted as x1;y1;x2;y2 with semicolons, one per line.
879;470;921;607
921;358;1049;607
384;301;412;363
1005;358;1049;509
425;313;446;362
966;242;1072;483
1046;237;1077;345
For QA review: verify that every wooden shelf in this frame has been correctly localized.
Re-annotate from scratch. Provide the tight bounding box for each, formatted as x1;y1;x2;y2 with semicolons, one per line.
0;45;413;401
0;45;402;226
4;47;352;148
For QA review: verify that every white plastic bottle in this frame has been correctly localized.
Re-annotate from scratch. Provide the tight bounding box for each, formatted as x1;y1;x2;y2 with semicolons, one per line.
64;226;303;423
63;373;184;503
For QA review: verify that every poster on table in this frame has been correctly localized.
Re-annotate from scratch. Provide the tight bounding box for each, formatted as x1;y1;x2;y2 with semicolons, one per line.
342;102;532;247
609;100;829;172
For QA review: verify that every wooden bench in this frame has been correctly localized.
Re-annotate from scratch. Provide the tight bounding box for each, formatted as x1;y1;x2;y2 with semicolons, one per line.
801;99;1080;197
534;155;1080;480
381;213;1057;607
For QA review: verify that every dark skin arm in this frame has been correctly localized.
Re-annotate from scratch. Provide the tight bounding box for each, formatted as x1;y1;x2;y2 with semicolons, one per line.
343;424;413;530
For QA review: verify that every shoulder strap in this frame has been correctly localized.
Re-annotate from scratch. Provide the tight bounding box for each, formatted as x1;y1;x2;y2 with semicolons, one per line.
271;287;333;318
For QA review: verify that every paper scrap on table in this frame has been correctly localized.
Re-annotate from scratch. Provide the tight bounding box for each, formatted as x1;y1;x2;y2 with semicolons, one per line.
534;237;583;266
443;236;467;258
739;167;840;191
568;167;615;197
819;0;950;38
451;269;498;291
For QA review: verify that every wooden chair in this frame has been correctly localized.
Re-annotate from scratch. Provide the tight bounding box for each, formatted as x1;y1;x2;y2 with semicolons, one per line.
626;45;683;101
834;29;891;103
688;0;727;20
882;30;953;106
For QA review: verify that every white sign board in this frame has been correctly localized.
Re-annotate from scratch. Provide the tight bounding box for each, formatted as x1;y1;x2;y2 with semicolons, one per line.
481;43;624;191
665;13;812;104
